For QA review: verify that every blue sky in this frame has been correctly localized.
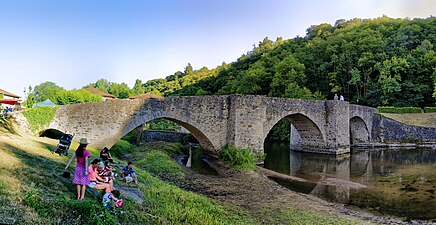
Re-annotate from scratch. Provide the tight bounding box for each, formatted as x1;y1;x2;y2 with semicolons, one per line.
0;0;435;97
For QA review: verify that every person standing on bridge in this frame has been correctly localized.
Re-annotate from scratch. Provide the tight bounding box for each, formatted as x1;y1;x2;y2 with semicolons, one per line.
64;138;91;200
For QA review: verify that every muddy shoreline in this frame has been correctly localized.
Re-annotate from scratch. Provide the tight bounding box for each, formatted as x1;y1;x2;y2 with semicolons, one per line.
174;154;436;225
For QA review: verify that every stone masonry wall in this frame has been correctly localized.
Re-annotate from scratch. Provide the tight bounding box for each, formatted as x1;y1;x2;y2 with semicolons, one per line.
142;130;193;143
380;117;436;143
45;95;377;155
325;101;350;154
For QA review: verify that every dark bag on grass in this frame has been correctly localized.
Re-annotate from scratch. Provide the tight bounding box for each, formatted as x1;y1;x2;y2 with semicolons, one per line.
62;171;71;178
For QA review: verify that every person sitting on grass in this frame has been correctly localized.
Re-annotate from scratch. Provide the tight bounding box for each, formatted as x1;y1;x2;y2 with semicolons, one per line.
64;138;91;200
88;159;112;193
100;147;115;163
102;190;123;210
97;162;115;191
120;161;138;185
103;160;116;180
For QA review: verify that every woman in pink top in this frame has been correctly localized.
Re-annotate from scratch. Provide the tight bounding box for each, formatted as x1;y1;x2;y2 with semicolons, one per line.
88;159;111;192
65;138;91;200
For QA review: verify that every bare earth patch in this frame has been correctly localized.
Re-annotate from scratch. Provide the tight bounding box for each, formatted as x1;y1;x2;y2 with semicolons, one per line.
174;159;377;225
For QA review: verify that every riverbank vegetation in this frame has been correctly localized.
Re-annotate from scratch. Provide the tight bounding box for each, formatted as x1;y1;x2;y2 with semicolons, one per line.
218;145;256;170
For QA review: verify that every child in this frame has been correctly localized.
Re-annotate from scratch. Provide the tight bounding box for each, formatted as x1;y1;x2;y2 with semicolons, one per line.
121;161;138;185
102;190;123;210
104;160;116;180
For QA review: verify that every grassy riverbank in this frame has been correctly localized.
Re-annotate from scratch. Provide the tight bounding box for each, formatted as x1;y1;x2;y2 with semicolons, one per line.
0;121;369;224
381;113;436;127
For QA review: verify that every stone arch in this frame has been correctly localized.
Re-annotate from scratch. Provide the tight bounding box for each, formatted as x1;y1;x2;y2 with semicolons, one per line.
121;116;217;153
349;116;370;144
264;113;325;152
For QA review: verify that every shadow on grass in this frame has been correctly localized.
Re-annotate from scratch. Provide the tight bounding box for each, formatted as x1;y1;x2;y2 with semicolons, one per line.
1;142;116;224
3;143;80;198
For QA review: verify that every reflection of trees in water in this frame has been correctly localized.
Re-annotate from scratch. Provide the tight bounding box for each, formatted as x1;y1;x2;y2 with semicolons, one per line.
362;149;436;165
265;143;436;219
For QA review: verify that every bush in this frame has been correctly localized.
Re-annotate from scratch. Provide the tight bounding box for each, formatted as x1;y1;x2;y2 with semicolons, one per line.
218;145;255;170
424;107;436;113
377;106;422;114
54;89;102;105
22;106;58;132
110;139;134;157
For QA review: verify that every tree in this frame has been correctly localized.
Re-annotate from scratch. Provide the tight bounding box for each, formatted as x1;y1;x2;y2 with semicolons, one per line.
95;79;110;92
132;79;145;96
55;89;102;105
24;85;36;108
108;83;131;99
33;82;64;102
376;57;409;105
271;55;306;97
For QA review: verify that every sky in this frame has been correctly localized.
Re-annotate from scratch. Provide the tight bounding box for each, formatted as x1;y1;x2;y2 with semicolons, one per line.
0;0;435;98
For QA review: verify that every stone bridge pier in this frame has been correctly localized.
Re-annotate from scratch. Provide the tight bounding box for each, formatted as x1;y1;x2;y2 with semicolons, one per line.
45;95;374;155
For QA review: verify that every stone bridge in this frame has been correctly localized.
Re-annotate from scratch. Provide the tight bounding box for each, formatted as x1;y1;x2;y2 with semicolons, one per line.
45;95;376;155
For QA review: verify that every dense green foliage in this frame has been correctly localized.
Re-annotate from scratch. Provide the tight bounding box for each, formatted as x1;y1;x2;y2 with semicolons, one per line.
24;82;102;107
137;17;436;108
377;106;422;113
54;89;102;105
84;78;152;99
267;119;291;142
218;145;255;170
146;118;182;131
22;106;58;132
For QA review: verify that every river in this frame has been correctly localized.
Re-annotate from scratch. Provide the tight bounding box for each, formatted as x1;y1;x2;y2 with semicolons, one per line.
264;142;436;221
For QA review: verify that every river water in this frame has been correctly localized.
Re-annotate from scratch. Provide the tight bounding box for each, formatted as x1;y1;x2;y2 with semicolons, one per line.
264;142;436;221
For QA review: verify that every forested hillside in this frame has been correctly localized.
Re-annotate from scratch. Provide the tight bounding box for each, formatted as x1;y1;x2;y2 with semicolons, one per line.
26;17;436;108
143;16;436;107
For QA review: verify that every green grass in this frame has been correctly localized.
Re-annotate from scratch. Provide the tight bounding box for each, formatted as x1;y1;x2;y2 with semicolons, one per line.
22;106;58;133
274;208;360;225
0;131;253;224
218;145;255;170
110;139;135;158
140;150;184;180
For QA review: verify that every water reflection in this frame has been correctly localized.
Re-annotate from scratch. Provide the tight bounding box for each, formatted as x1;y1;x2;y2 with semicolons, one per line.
264;142;436;221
